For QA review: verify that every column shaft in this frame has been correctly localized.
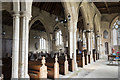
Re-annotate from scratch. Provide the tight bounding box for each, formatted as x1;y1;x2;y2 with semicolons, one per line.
68;31;73;58
73;30;78;71
19;14;30;78
24;16;30;78
19;16;26;78
87;33;91;54
12;14;20;78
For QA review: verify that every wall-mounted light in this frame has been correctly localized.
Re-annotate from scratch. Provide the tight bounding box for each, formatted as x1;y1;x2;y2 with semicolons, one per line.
52;38;56;41
67;13;71;21
64;24;67;28
84;30;93;33
1;31;6;35
96;35;100;38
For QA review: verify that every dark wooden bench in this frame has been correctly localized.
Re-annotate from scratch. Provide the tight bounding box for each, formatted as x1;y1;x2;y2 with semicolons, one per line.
29;57;47;78
2;58;12;79
77;54;84;67
58;55;68;75
46;56;59;79
88;55;91;63
67;53;75;72
29;55;59;79
93;49;96;62
83;50;88;65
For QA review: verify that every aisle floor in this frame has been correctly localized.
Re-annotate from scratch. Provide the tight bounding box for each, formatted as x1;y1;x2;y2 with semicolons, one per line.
60;58;119;78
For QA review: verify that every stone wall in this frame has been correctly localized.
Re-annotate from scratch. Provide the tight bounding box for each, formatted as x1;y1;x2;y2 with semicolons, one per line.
29;30;48;53
100;13;119;56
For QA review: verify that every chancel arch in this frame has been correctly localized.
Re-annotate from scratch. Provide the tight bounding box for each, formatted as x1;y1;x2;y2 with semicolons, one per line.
29;20;48;53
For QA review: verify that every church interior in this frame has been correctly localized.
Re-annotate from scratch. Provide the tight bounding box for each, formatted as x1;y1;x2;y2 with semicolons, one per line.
0;1;120;79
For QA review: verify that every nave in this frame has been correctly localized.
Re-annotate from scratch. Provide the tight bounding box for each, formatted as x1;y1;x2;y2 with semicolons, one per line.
0;1;120;80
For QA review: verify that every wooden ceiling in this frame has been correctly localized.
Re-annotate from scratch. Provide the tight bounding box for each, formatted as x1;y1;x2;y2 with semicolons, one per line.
94;2;120;14
2;2;120;28
32;2;65;18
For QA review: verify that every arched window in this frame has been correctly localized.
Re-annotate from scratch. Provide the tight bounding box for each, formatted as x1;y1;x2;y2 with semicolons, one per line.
103;30;108;39
39;38;46;50
56;30;63;46
112;19;119;46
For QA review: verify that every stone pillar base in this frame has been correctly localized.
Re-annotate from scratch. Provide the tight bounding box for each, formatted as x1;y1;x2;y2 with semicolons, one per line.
82;56;85;67
94;53;96;62
74;62;78;71
90;53;94;63
24;74;30;79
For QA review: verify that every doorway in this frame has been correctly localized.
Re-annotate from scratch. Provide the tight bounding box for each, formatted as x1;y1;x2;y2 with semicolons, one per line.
105;42;109;54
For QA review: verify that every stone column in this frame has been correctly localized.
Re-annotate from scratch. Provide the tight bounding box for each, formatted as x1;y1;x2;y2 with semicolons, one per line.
24;14;30;78
49;33;53;53
83;32;88;64
73;29;78;71
68;31;73;58
12;13;20;78
86;32;93;63
19;12;31;78
90;32;94;62
83;32;87;49
99;37;102;59
96;37;100;54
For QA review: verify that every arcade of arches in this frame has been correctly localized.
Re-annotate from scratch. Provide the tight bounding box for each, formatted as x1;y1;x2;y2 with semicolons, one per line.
0;1;120;79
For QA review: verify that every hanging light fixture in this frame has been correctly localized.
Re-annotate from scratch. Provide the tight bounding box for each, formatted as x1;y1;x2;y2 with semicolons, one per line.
55;13;71;24
33;35;40;39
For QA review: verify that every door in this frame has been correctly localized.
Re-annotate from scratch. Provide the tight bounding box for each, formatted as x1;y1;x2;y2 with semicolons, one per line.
105;42;109;54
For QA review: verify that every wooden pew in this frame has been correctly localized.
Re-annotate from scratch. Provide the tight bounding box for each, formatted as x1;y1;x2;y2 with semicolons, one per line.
2;58;12;79
58;55;68;75
83;50;88;65
88;55;91;63
29;57;47;79
77;52;85;67
68;53;75;72
93;49;96;62
76;54;82;67
29;55;59;79
46;55;59;78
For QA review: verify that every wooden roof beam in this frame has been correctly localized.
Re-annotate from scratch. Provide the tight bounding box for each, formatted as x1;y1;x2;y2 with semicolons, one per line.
104;2;110;14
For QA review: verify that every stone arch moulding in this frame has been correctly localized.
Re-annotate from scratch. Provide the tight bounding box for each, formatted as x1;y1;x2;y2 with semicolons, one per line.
110;15;119;29
79;2;94;30
94;13;101;34
29;16;49;33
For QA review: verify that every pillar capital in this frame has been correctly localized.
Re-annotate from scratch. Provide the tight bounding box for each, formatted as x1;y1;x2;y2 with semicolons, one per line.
12;11;20;17
20;11;32;20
